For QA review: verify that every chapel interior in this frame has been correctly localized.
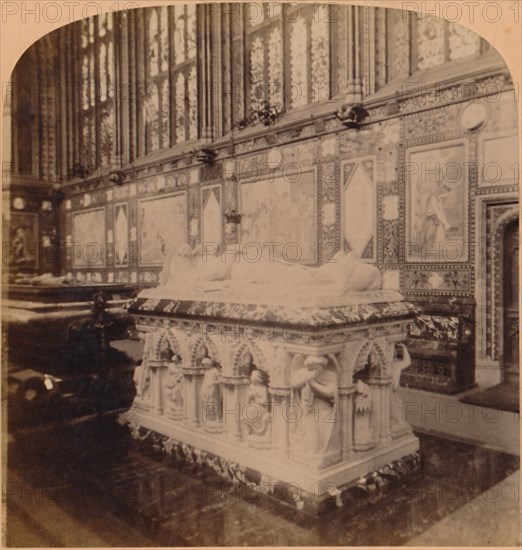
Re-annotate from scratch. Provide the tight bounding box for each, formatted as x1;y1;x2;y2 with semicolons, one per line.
2;3;520;547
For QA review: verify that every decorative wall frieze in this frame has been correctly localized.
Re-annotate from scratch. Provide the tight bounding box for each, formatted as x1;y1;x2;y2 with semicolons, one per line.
403;269;470;293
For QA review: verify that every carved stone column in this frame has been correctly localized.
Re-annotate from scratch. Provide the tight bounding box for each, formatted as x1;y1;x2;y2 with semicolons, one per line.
221;375;247;442
182;366;206;428
269;387;290;457
376;377;392;446
338;386;355;459
345;5;363;103
148;359;165;415
197;3;213;142
362;6;376;96
134;329;152;410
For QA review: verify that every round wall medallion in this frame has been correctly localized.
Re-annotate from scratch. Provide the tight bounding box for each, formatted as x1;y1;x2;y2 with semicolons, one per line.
12;197;26;210
460;102;488;131
267;148;283;167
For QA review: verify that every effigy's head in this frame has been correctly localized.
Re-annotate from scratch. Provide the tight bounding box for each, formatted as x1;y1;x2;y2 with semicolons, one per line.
304;355;328;372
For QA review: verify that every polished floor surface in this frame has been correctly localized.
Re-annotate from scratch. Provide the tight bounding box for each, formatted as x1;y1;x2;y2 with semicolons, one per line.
6;418;520;547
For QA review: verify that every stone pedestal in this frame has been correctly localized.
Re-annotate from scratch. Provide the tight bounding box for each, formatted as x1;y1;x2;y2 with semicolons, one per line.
125;288;420;513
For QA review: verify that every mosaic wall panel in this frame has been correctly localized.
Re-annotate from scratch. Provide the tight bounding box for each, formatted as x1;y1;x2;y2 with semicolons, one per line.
479;131;519;188
239;171;316;263
72;207;106;269
403;269;470;292
138;193;187;266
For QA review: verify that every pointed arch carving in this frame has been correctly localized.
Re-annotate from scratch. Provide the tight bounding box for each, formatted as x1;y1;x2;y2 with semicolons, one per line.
188;335;221;368
151;328;182;360
231;342;267;377
352;339;389;382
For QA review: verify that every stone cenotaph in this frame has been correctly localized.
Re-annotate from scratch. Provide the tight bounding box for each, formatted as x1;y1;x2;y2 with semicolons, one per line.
126;247;420;513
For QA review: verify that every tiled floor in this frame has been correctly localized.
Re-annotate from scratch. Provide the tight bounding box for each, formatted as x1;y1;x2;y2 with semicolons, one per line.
6;418;520;547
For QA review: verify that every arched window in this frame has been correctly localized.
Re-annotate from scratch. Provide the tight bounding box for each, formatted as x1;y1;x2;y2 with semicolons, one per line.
244;3;333;121
416;15;484;71
79;14;115;169
141;5;197;152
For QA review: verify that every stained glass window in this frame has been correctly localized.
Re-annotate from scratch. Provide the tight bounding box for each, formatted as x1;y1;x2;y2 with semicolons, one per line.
245;4;283;117
244;3;332;121
142;5;197;152
289;19;308;108
171;4;198;143
448;22;481;61
145;7;168;150
416;15;482;71
78;14;115;170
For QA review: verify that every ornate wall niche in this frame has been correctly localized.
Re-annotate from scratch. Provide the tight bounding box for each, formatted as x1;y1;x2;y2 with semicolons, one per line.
4;212;39;271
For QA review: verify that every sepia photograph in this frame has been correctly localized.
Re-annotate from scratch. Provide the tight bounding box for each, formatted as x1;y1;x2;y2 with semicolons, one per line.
1;0;520;547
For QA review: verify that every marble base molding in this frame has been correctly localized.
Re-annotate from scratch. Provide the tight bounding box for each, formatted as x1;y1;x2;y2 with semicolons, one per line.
126;422;422;515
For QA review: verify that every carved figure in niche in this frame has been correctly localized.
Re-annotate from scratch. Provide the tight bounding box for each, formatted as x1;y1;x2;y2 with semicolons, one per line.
201;357;222;431
244;369;271;446
134;358;151;403
165;353;184;420
240;351;257;378
12;226;30;264
290;355;339;456
390;343;411;428
353;379;375;451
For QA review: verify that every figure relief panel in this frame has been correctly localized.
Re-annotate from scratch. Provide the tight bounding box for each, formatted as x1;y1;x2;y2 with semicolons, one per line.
405;141;468;263
289;355;341;468
5;212;39;270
